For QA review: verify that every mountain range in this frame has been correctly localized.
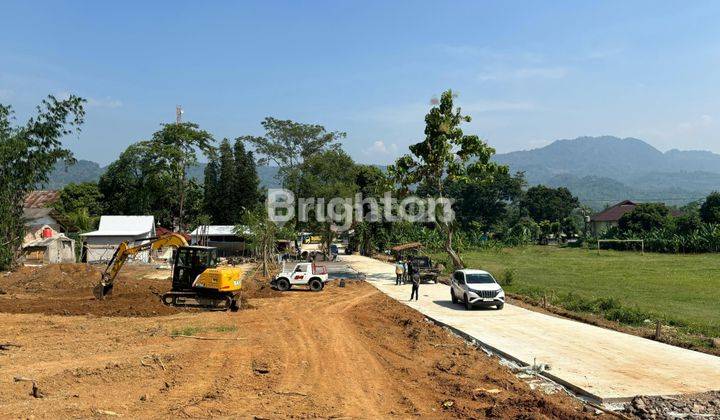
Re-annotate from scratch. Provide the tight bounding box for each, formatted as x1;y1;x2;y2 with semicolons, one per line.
46;136;720;209
493;136;720;208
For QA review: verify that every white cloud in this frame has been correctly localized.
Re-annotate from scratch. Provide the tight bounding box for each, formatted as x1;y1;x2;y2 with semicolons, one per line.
53;91;122;108
0;89;13;101
584;47;624;60
677;114;713;132
478;67;568;82
463;100;536;113
86;96;123;108
365;140;398;155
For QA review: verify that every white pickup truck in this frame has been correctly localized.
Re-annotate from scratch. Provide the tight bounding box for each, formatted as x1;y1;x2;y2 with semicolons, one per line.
271;262;330;292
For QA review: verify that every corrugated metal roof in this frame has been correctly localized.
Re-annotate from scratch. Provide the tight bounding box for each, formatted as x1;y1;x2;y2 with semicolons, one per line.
81;215;155;237
23;208;54;220
24;190;60;208
590;200;637;222
190;225;250;236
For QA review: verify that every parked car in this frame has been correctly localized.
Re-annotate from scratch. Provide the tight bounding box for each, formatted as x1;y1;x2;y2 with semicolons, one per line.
271;262;329;292
449;269;505;310
407;255;440;283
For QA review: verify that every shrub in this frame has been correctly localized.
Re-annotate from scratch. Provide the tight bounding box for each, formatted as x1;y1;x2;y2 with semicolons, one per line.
501;268;515;286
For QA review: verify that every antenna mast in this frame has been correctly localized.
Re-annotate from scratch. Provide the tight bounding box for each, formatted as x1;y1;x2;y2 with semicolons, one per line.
176;105;183;124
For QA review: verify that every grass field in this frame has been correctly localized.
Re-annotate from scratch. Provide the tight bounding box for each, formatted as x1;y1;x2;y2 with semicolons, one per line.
435;246;720;339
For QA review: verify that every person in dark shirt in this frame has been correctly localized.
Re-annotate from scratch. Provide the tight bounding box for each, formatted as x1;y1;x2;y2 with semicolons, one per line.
409;262;420;301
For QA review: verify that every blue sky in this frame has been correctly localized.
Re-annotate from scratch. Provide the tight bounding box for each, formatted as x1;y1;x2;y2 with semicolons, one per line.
2;1;720;165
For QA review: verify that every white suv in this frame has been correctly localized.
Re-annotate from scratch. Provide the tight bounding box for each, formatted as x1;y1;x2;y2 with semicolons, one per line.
450;269;505;310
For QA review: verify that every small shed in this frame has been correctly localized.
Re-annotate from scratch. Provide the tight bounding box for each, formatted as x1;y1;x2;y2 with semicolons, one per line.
190;225;250;257
81;216;156;263
22;235;75;265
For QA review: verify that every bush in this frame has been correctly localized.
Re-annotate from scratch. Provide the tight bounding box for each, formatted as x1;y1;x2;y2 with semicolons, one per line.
604;307;649;326
501;268;515;286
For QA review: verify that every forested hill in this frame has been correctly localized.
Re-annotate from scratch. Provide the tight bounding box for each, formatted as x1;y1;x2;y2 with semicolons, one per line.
493;136;720;208
46;136;720;209
45;160;283;190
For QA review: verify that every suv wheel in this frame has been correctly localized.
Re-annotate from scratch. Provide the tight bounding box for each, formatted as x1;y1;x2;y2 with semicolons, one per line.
464;295;472;310
496;303;504;310
309;278;323;292
276;278;291;292
451;289;458;304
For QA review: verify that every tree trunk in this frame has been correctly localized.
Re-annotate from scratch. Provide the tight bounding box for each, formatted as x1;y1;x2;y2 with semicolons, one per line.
437;181;463;269
443;225;464;269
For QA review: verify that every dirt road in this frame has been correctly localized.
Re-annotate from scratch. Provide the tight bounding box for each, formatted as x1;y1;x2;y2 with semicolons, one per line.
0;264;591;418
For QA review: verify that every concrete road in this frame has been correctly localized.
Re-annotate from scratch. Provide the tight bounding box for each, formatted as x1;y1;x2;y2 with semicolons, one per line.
342;254;720;402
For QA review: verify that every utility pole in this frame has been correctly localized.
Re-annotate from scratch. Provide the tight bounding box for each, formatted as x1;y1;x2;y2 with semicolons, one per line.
176;105;183;124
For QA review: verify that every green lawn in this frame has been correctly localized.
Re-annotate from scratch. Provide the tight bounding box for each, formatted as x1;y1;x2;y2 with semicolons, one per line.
436;246;720;338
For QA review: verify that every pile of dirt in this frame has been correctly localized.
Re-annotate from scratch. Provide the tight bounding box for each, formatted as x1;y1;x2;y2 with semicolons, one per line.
348;290;594;419
0;264;180;317
238;266;282;299
0;277;598;418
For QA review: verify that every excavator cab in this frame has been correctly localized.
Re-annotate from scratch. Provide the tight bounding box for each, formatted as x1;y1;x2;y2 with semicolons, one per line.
172;246;218;290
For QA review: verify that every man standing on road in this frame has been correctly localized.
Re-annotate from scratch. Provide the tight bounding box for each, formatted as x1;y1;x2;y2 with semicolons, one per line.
395;259;405;285
409;262;420;301
403;259;409;284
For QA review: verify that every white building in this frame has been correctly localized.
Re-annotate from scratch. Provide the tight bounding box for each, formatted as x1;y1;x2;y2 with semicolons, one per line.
81;216;156;263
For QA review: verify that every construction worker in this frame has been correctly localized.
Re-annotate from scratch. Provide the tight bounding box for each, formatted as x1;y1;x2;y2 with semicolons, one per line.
409;261;420;301
403;259;409;284
395;259;405;285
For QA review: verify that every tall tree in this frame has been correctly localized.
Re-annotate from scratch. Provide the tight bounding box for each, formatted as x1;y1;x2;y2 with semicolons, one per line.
0;95;85;269
202;152;220;222
240;117;345;188
216;139;236;224
53;182;104;232
232;139;262;213
294;149;358;252
520;185;579;223
700;192;720;224
619;203;671;234
389;90;506;268
150;122;214;229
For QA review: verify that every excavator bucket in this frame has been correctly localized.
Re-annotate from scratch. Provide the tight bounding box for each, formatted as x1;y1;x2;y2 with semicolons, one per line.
93;282;114;300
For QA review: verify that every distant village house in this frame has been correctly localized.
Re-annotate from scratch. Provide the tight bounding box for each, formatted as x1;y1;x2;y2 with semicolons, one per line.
21;190;75;264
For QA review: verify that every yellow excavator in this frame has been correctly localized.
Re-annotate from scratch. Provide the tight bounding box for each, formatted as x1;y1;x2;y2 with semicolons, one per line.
93;233;246;311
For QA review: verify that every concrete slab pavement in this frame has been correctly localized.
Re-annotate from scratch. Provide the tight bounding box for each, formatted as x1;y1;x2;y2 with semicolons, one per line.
342;254;720;402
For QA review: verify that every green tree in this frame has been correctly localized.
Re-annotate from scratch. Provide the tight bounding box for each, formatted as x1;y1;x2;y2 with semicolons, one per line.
53;182;103;232
216;139;237;224
295;149;358;252
241;208;292;277
54;182;104;216
353;165;390;255
98;141;177;227
150;122;214;229
700;192;720;224
443;171;525;231
241;117;345;188
619;203;671;234
202;153;220;222
389;90;506;268
0;95;85;269
233;139;262;213
520;185;579;223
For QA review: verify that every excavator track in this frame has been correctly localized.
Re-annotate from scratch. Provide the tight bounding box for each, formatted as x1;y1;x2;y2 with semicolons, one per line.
161;291;240;312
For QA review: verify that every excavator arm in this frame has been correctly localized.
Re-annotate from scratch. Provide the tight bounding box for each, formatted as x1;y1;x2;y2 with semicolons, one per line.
93;233;189;299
